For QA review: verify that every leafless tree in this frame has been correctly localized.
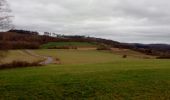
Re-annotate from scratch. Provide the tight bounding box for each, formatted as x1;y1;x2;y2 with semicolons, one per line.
0;0;13;30
0;0;11;62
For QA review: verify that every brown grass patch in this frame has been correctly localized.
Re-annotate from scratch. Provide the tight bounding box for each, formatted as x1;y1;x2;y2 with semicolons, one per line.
0;61;42;69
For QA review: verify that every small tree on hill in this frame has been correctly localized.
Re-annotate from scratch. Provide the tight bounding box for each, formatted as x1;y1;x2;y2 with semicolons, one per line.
122;55;127;58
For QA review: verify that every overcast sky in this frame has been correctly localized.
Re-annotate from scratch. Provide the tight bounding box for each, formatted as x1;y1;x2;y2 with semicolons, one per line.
7;0;170;44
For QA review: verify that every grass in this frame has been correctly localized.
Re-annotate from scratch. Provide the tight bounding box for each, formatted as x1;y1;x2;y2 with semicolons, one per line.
0;49;170;99
0;60;170;100
41;42;97;49
34;49;124;64
34;49;152;64
110;48;155;59
1;50;43;64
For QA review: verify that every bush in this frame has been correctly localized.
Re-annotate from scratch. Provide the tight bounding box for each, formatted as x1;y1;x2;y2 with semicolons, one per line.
122;55;127;58
55;58;61;64
0;61;42;69
156;56;170;59
97;44;111;50
0;41;40;49
48;46;77;49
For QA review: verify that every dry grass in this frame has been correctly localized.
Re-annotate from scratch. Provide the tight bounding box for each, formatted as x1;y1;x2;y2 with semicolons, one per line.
0;50;44;64
0;59;170;99
34;49;123;65
0;49;169;99
111;48;155;59
34;49;155;65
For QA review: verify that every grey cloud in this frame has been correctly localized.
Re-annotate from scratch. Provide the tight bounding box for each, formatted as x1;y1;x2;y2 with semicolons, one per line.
7;0;170;43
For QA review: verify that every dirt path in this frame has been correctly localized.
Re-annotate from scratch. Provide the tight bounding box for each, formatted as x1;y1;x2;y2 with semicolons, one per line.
23;50;54;65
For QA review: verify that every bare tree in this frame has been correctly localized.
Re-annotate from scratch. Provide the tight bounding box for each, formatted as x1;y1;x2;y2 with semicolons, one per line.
0;0;11;63
0;0;13;30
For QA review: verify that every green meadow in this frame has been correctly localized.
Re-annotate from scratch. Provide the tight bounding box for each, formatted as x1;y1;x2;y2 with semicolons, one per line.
0;49;170;100
41;42;97;49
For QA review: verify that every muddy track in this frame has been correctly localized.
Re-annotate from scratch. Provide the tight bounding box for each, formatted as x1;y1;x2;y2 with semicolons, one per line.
23;50;54;65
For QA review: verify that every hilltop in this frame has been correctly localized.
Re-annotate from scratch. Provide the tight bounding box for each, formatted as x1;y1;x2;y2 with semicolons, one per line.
0;29;170;57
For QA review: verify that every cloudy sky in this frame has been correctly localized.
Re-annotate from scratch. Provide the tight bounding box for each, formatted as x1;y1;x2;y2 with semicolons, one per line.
7;0;170;43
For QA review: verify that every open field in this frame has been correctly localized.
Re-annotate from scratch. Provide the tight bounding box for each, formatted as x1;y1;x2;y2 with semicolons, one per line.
110;48;155;59
0;49;170;99
34;49;124;64
41;42;98;49
33;49;154;65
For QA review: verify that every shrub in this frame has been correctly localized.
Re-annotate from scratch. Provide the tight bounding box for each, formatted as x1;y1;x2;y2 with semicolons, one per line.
0;41;40;49
56;58;60;61
55;58;61;64
70;46;77;49
97;44;111;50
0;61;42;69
48;46;77;49
122;55;127;58
156;56;170;59
48;46;69;49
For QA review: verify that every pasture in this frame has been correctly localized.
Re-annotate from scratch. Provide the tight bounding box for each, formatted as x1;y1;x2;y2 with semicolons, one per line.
0;49;169;100
41;42;98;49
33;49;153;64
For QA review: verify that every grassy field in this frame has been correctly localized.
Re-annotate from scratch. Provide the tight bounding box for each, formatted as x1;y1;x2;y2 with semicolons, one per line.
1;50;43;64
0;49;170;100
110;48;155;59
34;49;124;64
41;42;97;49
34;49;154;64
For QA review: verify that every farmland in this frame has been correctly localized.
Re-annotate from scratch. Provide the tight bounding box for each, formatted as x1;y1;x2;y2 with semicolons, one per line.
0;48;170;100
1;0;170;99
41;42;98;49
